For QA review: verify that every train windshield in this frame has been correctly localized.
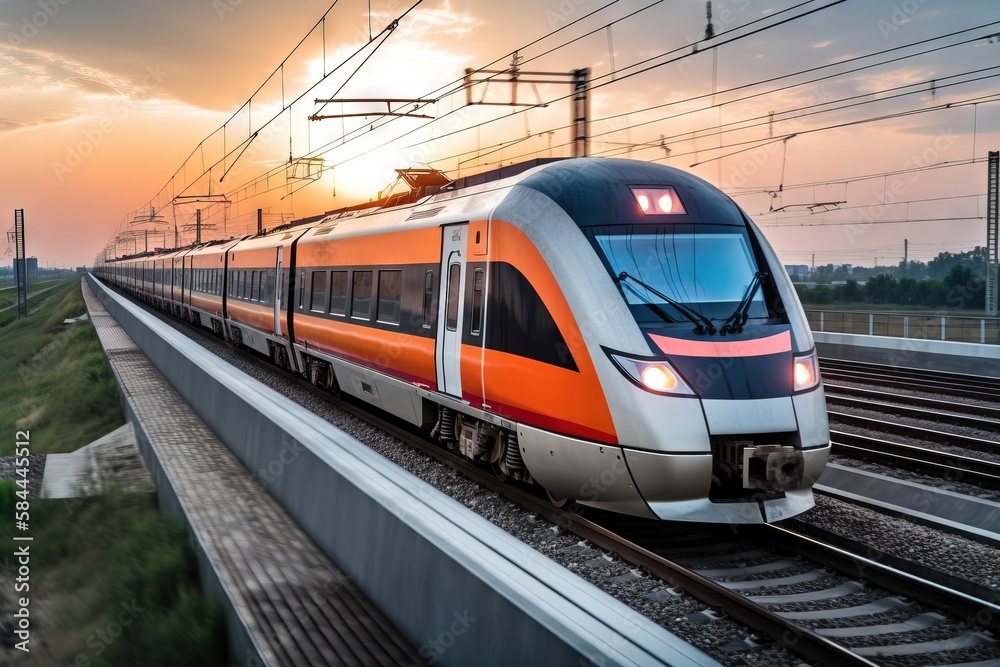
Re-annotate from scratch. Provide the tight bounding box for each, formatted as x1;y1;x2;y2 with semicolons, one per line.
593;225;768;325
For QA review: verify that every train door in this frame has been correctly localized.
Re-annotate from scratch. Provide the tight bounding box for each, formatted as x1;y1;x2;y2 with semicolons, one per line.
273;246;283;336
436;223;468;397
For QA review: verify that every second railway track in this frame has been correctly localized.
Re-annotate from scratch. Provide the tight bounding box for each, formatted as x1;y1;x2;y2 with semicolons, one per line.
820;357;1000;403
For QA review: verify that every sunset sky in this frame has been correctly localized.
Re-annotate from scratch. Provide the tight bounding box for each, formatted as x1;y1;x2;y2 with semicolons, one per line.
1;0;997;269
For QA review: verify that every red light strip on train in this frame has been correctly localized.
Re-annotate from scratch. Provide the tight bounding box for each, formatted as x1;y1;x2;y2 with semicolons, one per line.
648;330;791;357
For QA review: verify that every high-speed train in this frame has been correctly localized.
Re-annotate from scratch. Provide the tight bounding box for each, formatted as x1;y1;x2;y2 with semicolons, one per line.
95;157;830;523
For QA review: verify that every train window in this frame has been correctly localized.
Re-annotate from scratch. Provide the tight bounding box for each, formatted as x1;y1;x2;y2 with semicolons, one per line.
351;270;373;320
310;271;327;312
260;271;271;305
483;262;577;371
329;271;348;316
251;271;260;301
228;270;235;297
376;270;401;325
421;271;434;329
470;268;484;336
446;263;461;331
298;271;305;309
243;271;252;299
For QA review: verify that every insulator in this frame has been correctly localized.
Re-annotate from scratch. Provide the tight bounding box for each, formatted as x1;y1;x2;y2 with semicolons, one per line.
504;430;524;471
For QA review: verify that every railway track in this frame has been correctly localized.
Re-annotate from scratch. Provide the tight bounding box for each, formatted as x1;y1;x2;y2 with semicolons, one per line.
268;362;1000;666
359;415;1000;665
829;430;1000;488
828;411;1000;457
825;391;1000;432
819;358;1000;403
823;362;1000;488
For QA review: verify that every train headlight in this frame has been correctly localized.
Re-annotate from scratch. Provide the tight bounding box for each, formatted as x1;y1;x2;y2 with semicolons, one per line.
607;351;696;397
630;186;686;215
793;351;821;392
641;364;677;391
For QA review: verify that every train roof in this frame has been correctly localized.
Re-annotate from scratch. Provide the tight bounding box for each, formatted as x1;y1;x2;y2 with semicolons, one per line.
511;158;747;228
102;157;748;263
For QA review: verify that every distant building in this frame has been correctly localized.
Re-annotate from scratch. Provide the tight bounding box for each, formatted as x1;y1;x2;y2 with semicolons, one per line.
12;257;38;280
784;264;810;279
76;266;89;274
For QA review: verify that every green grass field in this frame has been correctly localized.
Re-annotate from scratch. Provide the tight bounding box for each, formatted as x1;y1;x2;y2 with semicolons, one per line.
0;279;226;665
0;279;123;456
0;483;226;666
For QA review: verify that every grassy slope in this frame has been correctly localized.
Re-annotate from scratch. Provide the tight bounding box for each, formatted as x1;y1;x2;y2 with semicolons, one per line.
0;279;123;456
0;484;226;666
0;279;226;665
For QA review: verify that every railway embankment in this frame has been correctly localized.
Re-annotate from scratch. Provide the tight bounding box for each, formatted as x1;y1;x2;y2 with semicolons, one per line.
0;279;226;666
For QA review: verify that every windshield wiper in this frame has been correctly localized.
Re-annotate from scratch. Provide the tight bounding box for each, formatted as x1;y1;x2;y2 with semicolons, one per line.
615;272;716;335
720;271;768;335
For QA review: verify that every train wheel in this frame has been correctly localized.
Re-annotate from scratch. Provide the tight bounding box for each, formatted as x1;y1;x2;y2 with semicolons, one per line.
491;461;508;483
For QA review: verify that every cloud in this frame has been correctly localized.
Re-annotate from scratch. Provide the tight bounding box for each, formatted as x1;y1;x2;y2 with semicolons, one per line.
0;0;347;110
0;45;192;134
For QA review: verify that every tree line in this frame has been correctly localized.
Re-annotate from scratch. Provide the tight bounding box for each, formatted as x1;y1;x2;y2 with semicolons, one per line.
793;247;988;311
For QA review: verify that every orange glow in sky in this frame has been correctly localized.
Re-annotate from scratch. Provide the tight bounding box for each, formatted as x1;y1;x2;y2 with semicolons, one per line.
1;0;997;269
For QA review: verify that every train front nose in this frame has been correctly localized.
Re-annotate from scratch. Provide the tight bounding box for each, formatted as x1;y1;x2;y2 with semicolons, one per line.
609;348;831;523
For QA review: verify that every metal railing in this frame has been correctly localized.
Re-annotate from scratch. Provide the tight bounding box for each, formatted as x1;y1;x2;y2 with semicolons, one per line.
806;310;1000;345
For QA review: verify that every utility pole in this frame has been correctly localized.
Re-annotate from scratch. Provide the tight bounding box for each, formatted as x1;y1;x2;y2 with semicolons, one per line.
571;68;590;158
903;238;908;270
257;208;263;236
195;209;202;245
464;58;591;157
987;151;998;314
12;209;27;318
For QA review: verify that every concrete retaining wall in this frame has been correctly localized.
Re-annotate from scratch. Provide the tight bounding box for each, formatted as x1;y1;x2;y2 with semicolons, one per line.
815;331;1000;377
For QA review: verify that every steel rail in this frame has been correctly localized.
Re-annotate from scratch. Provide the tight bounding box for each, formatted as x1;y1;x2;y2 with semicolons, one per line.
828;410;1000;454
831;430;1000;487
820;358;1000;391
825;383;1000;420
743;524;1000;634
821;369;999;402
826;393;1000;432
